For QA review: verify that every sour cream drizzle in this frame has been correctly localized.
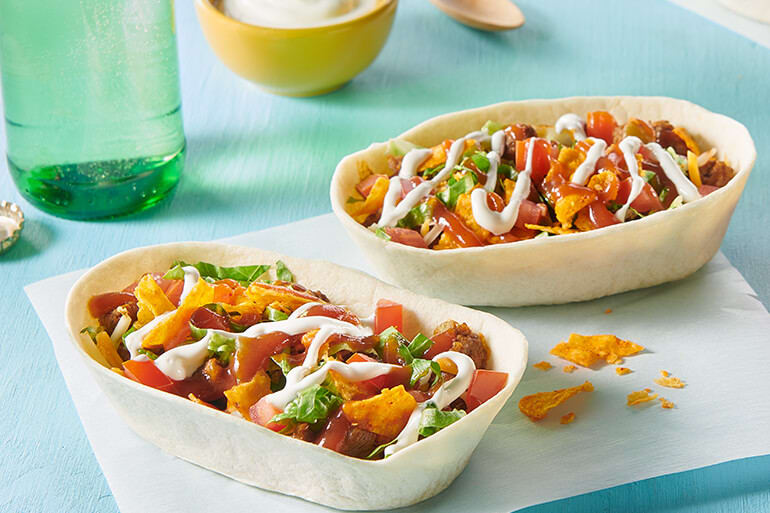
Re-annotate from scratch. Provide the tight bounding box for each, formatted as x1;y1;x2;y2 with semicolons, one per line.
384;351;476;457
570;138;607;186
555;113;587;142
469;136;535;235
378;132;487;227
615;136;646;222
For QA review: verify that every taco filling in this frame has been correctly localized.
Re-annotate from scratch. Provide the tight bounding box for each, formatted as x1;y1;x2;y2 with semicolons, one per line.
347;112;736;249
81;260;507;459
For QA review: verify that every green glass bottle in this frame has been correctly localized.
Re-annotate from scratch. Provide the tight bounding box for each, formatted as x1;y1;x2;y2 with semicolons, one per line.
0;0;185;219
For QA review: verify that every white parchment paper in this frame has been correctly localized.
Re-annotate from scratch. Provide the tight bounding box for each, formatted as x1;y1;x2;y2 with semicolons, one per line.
26;214;770;513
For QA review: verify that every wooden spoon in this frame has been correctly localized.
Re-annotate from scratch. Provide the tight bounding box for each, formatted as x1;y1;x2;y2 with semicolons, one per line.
429;0;525;31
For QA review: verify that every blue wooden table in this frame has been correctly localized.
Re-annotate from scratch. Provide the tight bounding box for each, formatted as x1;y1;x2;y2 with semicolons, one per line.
1;1;768;511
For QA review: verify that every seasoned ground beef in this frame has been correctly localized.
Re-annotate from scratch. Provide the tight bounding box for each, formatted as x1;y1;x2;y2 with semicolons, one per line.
503;123;537;160
699;159;735;187
337;426;379;459
290;423;316;443
98;302;138;334
652;121;689;156
434;320;490;369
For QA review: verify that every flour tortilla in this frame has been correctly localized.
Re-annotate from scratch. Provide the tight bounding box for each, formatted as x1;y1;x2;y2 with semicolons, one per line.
64;242;528;510
330;96;756;306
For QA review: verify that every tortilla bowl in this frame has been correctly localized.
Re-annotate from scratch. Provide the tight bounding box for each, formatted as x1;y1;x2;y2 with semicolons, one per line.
330;96;756;306
64;242;528;510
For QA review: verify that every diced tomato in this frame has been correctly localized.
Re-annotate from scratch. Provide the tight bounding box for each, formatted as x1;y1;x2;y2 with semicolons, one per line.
123;360;176;393
699;185;719;196
304;304;360;325
87;292;137;318
616;179;664;213
515;138;552;182
400;176;424;198
408;390;432;403
364;365;411;391
356;174;386;198
250;396;285;432
316;409;350;451
190;307;231;331
587;201;621;229
514;199;548;229
374;299;403;334
384;227;428;249
424;328;455;359
235;331;294;382
586;111;617;145
347;352;378;363
464;370;508;412
432;202;483;248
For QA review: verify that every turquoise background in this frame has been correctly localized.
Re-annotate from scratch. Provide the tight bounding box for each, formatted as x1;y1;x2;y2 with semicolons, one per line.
1;0;768;511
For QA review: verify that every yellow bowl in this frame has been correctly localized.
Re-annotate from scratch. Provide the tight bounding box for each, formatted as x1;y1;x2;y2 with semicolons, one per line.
195;0;398;97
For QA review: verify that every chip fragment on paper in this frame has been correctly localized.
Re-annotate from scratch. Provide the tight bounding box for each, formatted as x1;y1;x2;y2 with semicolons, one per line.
519;381;594;421
627;388;658;406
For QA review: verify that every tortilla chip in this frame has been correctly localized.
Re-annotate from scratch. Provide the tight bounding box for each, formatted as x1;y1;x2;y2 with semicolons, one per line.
587;171;619;202
654;374;686;388
455;189;492;242
95;331;123;368
555;194;595;229
347;176;389;223
661;370;670;377
573;207;594;232
659;397;675;409
518;381;594;421
342;385;417;439
563;365;577;373
550;341;601;368
558;147;585;177
327;370;374;401
605;308;613;314
142;279;215;349
615;367;632;376
627;388;658;406
525;224;579;235
224;371;271;418
550;333;644;367
239;282;322;316
533;361;553;371
134;274;176;325
560;412;576;425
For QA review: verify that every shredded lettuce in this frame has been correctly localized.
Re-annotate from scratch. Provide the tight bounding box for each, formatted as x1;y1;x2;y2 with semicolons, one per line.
408;333;433;358
409;358;442;387
482;120;504;134
470;152;490;172
437;173;477;209
373;227;391;241
208;332;235;365
668;195;684;210
265;306;289;322
659;186;670;204
271;385;342;425
137;348;158;360
168;260;270;285
418;403;466;437
275;260;294;283
396;202;432;230
666;147;688;174
641;170;657;184
386;139;421;157
271;355;293;377
498;163;517;180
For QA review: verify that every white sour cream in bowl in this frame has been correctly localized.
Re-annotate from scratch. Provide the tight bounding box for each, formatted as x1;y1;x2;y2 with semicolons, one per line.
222;0;378;28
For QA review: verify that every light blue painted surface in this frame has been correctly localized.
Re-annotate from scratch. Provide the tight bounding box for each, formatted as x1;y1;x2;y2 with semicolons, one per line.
1;1;768;512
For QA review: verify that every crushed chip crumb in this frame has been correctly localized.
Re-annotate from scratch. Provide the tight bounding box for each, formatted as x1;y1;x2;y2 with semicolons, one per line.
550;333;644;367
560;412;576;424
627;388;658;406
533;361;553;371
661;370;670;377
563;365;577;373
518;381;594;421
615;367;632;376
604;308;613;314
655;374;686;388
660;397;675;409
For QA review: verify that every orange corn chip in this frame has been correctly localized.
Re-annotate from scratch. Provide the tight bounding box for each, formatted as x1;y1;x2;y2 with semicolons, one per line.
560;412;576;425
587;171;620;202
95;331;123;368
347;176;389;223
550;333;644;368
134;274;176;325
110;367;126;377
563;365;577;373
224;371;271;418
627;388;658;406
525;224;579;235
238;282;321;316
142;279;215;349
661;370;670;377
326;370;375;401
555;194;596;228
518;381;594;421
533;361;553;371
615;367;632;376
605;308;613;314
654;375;686;389
343;385;417;439
660;397;675;409
573;207;594;232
